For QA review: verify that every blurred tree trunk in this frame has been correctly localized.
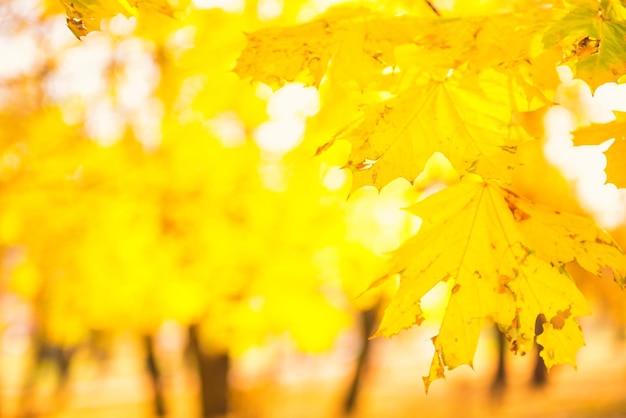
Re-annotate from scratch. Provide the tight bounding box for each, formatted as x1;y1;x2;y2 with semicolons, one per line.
19;333;74;417
144;335;167;417
491;328;507;393
188;324;230;418
343;306;378;416
491;315;548;394
531;317;548;387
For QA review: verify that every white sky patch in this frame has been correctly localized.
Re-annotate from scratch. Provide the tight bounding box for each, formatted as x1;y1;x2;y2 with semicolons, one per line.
322;167;349;192
0;0;44;30
382;66;399;75
255;84;321;191
192;0;244;12
258;162;288;192
43;15;80;51
85;99;126;146
542;106;576;166
254;83;320;155
297;0;349;22
44;29;162;148
0;12;75;110
543;67;626;228
370;204;419;253
420;281;449;321
165;25;196;61
254;118;305;154
115;38;160;109
0;32;41;79
130;98;164;150
117;39;162;149
254;82;274;101
594;82;626;112
258;0;283;20
266;83;320;119
554;66;615;126
173;75;206;123
206;111;247;147
345;179;422;254
45;33;114;102
106;14;137;37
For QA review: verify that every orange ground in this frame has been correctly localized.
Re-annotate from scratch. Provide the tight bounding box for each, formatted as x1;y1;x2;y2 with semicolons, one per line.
1;316;625;418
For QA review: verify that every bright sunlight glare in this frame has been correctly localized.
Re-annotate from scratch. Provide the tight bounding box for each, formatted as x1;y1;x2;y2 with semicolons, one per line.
258;0;284;20
0;33;40;79
322;167;349;192
254;118;305;154
254;83;320;155
191;0;244;12
206;111;247;147
43;16;162;148
543;67;626;228
420;281;449;321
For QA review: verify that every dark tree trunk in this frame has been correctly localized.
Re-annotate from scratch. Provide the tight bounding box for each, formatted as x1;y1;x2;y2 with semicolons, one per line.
491;327;508;393
492;316;548;393
144;335;167;417
343;306;378;416
531;316;548;387
19;334;75;417
188;324;230;418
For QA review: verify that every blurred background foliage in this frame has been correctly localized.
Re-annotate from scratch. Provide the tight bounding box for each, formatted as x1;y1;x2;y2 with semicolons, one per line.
1;0;626;417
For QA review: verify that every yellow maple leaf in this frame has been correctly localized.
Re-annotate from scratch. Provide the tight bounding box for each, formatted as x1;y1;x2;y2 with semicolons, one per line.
374;172;626;390
235;6;429;90
340;69;536;188
236;6;556;90
59;0;179;38
543;0;626;89
537;314;586;370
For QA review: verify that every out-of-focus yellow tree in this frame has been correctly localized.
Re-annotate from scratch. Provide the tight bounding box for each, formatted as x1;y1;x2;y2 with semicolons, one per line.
2;1;420;415
0;0;405;359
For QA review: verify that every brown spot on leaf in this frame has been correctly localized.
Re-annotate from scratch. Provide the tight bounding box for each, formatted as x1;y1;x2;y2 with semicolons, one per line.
505;193;531;221
511;313;518;328
510;339;519;353
549;308;571;330
498;275;512;293
574;37;600;59
550;316;565;330
355;159;377;170
451;283;461;294
315;140;333;156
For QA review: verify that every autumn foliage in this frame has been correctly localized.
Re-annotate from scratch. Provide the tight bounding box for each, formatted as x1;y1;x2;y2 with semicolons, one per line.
3;0;626;396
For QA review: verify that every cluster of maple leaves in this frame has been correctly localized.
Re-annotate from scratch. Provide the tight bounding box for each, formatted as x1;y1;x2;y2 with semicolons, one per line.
3;0;626;391
235;0;626;388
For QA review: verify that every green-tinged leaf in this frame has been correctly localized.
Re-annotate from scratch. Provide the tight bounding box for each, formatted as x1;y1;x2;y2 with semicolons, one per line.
544;0;626;88
59;0;178;38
